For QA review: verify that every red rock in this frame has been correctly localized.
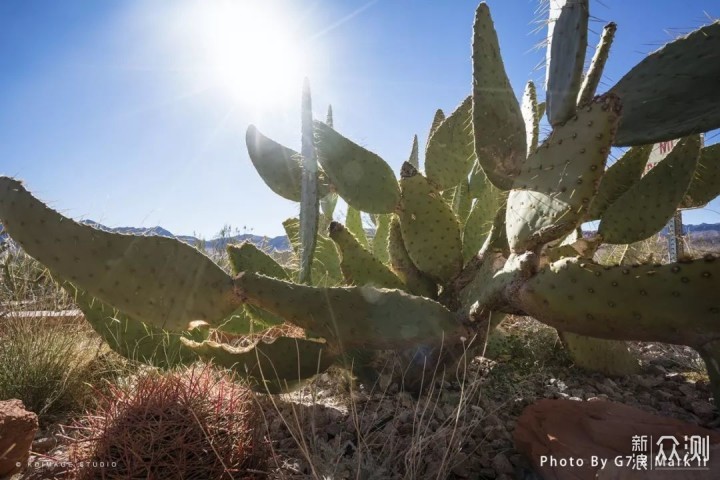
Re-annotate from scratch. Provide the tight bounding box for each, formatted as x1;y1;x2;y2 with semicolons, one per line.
514;399;720;480
0;399;39;476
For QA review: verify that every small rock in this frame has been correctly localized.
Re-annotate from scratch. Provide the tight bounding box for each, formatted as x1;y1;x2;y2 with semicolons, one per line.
476;467;496;478
30;437;56;454
491;452;514;475
0;399;39;477
568;396;582;402
646;363;667;375
595;381;615;396
691;400;716;419
679;383;696;396
634;375;664;389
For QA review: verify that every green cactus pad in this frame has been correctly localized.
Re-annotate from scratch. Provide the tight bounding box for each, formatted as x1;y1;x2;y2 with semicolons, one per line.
233;272;461;350
246;125;329;202
463;193;505;264
408;134;420;169
67;284;206;368
452;180;473;225
518;256;720;346
227;242;288;279
313;121;401;213
521;81;539;157
472;3;526;190
425;96;475;190
560;331;640;376
371;213;391;265
611;21;720;146
328;221;404;289
399;163;463;283
181;336;336;394
0;177;239;331
506;94;621;252
545;0;588;125
598;135;701;244
283;217;342;286
225;241;288;330
682;144;720;208
426;109;446;150
345;206;368;248
388;215;438;298
585;145;651;221
577;22;616;106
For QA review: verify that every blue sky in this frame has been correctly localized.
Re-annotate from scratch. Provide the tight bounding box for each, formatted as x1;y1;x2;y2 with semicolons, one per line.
1;0;718;238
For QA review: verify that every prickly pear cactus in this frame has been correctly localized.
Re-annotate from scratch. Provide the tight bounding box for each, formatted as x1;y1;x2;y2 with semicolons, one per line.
2;1;720;405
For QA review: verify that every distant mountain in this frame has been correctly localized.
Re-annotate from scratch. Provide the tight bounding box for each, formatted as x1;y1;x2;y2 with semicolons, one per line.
79;220;290;252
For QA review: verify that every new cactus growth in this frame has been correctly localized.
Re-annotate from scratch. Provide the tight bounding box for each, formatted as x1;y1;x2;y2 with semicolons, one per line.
2;1;720;403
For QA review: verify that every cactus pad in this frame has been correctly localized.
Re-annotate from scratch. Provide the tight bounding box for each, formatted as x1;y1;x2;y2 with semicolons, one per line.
577;22;616;106
283;217;342;286
545;0;588;125
399;163;463;283
425;96;475;190
0;177;239;331
521;81;539;157
388;215;438;298
598;135;700;244
585;145;651;221
246;125;329;202
328;221;404;289
314;121;400;213
68;284;206;368
472;3;526;190
519;256;720;346
682;143;720;209
233;272;461;350
506;94;621;252
611;21;720;146
227;242;288;279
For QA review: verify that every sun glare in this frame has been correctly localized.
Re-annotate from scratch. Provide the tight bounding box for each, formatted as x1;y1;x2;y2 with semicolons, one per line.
188;1;305;107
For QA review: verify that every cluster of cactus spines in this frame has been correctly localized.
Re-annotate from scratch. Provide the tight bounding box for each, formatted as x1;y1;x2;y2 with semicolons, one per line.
682;143;720;209
3;1;720;401
576;22;617;106
506;94;621;253
610;21;720;146
545;0;589;125
471;3;526;190
598;135;701;244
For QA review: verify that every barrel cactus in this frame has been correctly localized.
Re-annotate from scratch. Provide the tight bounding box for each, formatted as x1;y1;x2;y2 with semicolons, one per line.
1;1;720;404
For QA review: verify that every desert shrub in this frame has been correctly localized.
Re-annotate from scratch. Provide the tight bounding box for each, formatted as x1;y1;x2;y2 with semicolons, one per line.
0;317;130;426
70;365;266;480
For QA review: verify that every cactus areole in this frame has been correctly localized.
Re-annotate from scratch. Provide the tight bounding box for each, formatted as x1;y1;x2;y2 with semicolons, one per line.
1;2;720;404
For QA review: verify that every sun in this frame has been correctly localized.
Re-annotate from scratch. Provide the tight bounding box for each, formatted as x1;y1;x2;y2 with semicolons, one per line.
187;1;306;107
